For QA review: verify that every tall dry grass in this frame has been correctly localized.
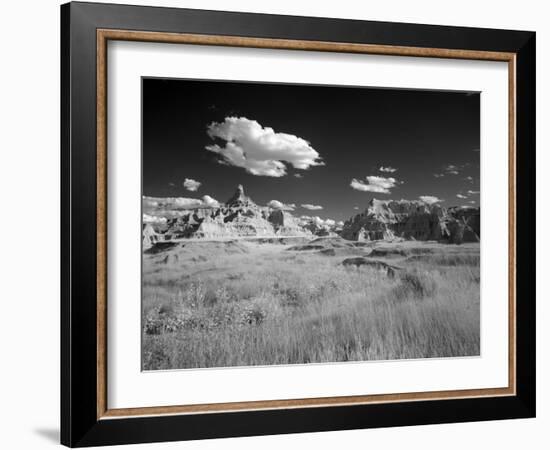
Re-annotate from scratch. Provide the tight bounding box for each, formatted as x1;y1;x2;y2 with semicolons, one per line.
142;243;480;370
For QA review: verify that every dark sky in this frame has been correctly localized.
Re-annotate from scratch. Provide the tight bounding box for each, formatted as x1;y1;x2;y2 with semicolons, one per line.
143;78;480;222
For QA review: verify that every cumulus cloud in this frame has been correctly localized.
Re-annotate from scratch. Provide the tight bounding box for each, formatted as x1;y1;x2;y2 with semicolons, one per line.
301;204;323;210
294;173;303;178
354;206;360;210
205;117;323;177
172;198;204;209
313;216;334;227
419;195;443;204
379;166;397;173
143;214;167;224
201;195;220;208
456;194;467;199
435;163;472;178
299;215;337;228
183;178;201;192
443;164;470;175
143;197;159;208
467;190;480;195
267;200;296;211
143;195;220;211
350;176;398;194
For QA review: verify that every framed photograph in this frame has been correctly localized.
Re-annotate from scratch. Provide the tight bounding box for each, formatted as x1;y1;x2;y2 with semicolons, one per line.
61;2;536;447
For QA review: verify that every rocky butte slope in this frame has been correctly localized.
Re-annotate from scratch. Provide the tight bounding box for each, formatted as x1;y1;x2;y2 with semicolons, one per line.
151;185;312;242
341;199;480;244
143;188;480;247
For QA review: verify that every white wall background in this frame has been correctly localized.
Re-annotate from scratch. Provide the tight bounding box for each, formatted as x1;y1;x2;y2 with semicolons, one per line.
0;1;546;448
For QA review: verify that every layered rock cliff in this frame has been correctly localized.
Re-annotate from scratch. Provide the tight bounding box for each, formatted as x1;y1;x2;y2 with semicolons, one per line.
143;187;480;246
150;185;313;242
341;199;480;243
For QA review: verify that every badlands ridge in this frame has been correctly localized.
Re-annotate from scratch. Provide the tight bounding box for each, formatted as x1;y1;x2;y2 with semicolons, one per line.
143;185;479;248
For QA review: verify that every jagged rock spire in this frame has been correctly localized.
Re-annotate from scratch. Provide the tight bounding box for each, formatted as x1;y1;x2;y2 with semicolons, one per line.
226;184;256;208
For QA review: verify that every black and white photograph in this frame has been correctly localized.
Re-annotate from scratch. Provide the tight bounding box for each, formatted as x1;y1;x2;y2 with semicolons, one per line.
0;0;542;447
141;78;481;370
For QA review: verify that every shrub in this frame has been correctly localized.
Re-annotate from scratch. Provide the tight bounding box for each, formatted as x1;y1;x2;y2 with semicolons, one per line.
242;305;266;325
393;271;436;300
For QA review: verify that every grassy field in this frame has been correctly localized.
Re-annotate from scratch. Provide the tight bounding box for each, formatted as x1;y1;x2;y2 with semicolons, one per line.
142;238;480;370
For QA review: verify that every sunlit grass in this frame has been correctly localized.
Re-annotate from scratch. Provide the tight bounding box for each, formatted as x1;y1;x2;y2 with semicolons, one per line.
142;242;480;370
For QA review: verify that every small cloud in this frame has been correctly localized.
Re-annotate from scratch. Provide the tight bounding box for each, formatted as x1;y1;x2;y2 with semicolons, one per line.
456;194;467;199
301;204;323;210
467;190;480;195
294;173;303;178
336;220;344;227
441;164;460;175
201;195;220;208
379;166;397;173
443;163;471;175
143;198;159;208
350;175;399;194
353;206;360;210
419;195;443;205
172;198;204;209
168;182;176;187
183;178;201;192
468;200;476;204
142;195;220;211
433;173;445;178
464;176;474;182
143;213;167;224
206;116;323;177
268;200;295;211
299;215;336;228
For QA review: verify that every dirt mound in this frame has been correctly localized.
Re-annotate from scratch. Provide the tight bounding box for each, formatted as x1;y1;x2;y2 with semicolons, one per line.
369;248;409;258
318;248;367;257
287;244;325;251
341;257;402;277
408;247;437;255
185;240;250;255
144;242;178;254
309;236;351;247
253;237;310;245
350;242;373;248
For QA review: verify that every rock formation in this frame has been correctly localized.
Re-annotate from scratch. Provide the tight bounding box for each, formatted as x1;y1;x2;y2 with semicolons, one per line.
143;187;480;245
225;184;256;208
147;185;313;241
341;199;480;244
142;223;159;248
